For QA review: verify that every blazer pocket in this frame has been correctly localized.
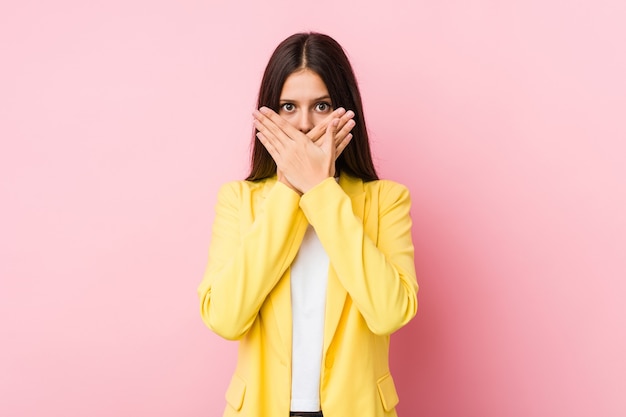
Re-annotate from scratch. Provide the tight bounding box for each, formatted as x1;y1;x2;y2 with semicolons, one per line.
225;374;246;411
377;372;399;412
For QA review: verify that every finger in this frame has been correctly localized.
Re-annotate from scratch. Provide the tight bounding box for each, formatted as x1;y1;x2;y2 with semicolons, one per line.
310;108;352;143
320;118;340;156
254;119;288;156
308;107;347;142
313;110;355;145
257;107;309;144
256;131;283;164
334;117;356;147
335;133;353;159
253;109;295;150
332;109;354;135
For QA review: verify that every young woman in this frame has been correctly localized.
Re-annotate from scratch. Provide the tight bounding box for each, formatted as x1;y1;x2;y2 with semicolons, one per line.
198;32;418;417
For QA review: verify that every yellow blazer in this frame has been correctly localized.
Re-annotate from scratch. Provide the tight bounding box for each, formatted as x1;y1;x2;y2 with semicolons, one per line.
198;174;418;417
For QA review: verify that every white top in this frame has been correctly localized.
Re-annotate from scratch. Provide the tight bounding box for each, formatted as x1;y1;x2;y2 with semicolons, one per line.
290;224;329;412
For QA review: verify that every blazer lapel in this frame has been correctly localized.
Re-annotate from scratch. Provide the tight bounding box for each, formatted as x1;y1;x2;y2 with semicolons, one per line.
323;174;366;354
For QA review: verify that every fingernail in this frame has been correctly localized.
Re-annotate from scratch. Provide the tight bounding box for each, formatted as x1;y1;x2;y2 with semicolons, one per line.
346;110;355;118
259;107;269;115
336;107;346;115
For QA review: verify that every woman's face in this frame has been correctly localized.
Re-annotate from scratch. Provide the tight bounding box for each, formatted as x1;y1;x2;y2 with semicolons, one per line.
278;69;333;133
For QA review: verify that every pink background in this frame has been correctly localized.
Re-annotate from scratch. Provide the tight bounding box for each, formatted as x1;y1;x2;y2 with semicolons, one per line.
2;1;625;416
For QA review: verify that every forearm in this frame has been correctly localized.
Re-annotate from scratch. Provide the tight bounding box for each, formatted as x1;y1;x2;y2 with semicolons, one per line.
300;178;418;335
198;181;308;339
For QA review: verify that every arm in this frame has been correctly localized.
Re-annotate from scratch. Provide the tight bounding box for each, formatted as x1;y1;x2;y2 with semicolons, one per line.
299;178;418;335
197;180;308;340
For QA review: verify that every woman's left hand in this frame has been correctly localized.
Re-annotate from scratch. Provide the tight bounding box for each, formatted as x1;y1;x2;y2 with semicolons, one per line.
253;107;346;194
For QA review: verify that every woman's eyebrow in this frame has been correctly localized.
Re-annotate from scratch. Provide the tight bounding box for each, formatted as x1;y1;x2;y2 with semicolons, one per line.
279;95;331;103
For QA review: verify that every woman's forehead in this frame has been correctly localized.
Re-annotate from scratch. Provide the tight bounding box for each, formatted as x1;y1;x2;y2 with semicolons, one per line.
280;69;329;101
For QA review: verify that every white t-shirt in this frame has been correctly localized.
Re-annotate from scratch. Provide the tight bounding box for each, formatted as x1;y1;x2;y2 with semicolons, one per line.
290;224;329;412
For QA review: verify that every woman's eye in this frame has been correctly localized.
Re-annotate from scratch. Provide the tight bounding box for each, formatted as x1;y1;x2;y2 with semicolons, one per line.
315;102;332;112
280;103;295;112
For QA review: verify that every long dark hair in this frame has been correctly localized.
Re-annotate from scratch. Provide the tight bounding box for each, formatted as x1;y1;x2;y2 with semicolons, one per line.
246;32;378;182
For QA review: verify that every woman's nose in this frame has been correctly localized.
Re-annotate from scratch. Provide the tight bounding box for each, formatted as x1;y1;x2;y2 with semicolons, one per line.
297;112;314;133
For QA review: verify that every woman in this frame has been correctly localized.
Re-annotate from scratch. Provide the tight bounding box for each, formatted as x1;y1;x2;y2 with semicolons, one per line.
198;32;418;417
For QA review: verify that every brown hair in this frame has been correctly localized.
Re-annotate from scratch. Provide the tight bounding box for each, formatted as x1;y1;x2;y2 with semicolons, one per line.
246;32;378;182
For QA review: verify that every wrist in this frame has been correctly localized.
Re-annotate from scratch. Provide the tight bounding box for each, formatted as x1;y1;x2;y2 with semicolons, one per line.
277;172;302;196
300;175;333;194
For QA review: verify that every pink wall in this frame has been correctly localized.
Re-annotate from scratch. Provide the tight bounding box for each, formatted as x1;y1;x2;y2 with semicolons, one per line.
2;1;625;416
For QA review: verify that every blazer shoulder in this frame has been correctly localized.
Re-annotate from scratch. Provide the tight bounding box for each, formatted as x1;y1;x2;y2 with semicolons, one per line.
363;178;411;201
217;178;274;199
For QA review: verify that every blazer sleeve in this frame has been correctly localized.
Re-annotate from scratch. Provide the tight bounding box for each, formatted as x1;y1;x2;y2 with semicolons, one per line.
299;177;418;335
197;180;308;340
